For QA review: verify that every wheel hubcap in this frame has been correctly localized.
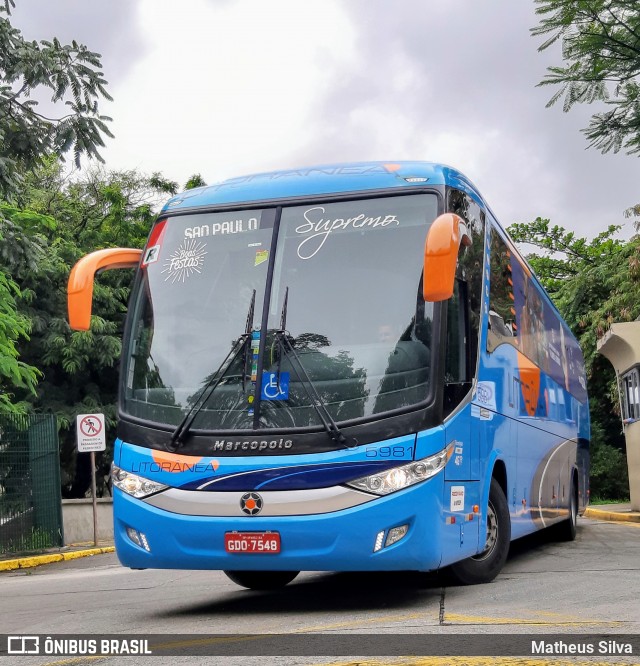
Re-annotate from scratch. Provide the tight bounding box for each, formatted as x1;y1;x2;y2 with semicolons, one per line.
474;501;498;561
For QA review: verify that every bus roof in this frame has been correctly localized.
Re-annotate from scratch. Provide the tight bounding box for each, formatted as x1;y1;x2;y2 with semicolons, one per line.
161;161;485;213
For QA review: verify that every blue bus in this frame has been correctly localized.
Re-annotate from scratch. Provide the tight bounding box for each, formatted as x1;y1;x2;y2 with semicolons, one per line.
68;162;589;588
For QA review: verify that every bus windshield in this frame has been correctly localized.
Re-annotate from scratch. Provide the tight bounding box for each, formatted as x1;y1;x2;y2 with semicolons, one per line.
122;193;438;432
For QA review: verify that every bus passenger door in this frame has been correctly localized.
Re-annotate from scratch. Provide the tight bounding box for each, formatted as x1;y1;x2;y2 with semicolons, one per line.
443;279;477;481
442;280;480;559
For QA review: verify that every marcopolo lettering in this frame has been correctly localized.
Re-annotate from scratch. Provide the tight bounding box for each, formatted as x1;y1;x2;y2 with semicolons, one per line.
213;439;293;451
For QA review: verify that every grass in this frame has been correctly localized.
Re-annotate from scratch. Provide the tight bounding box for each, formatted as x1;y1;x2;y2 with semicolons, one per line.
0;526;54;556
590;495;630;505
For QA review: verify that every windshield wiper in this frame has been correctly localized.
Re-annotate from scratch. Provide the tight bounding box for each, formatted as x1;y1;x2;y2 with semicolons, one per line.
168;290;256;450
275;288;356;449
242;289;256;393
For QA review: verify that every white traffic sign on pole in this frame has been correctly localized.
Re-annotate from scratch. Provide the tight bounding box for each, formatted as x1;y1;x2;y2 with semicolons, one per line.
76;413;106;452
76;413;106;546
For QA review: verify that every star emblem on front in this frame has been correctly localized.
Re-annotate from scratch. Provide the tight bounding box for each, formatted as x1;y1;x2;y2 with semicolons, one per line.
240;492;263;516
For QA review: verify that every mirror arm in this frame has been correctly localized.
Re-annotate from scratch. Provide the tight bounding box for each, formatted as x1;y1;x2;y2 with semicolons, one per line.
68;248;142;330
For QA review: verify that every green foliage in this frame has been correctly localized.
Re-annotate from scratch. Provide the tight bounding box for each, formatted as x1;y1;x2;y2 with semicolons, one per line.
0;185;47;414
0;1;114;416
589;436;630;500
509;217;640;499
533;0;640;154
0;2;113;198
0;270;39;412
184;174;207;190
6;162;171;496
0;526;54;555
509;218;640;360
146;172;178;198
624;202;640;229
532;4;640;498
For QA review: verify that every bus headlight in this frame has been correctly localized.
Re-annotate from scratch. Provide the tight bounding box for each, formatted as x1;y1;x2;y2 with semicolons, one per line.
111;464;168;499
345;444;453;496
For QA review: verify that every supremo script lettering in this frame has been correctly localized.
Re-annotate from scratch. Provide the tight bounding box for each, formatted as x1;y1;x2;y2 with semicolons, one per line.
295;207;400;259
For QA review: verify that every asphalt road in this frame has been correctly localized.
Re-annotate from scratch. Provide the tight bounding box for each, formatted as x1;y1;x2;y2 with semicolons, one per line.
1;515;639;665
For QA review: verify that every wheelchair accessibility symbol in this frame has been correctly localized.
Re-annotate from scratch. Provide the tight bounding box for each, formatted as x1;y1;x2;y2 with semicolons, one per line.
261;372;290;401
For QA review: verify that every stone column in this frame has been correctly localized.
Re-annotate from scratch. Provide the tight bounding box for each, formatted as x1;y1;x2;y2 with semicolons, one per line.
597;322;640;511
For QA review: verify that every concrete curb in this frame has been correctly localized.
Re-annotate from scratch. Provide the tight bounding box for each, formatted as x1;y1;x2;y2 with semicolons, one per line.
0;546;115;572
584;507;640;523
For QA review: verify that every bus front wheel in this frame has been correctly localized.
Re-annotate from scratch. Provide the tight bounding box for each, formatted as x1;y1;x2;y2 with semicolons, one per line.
449;478;511;585
223;570;299;590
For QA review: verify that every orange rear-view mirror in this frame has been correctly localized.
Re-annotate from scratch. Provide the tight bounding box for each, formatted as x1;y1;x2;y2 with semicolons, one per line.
67;248;142;330
423;213;472;302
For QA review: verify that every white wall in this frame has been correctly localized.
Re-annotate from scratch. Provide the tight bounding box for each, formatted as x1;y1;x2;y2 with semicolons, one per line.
61;499;113;545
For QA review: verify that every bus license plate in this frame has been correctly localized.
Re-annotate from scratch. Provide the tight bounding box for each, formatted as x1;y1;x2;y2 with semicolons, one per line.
224;532;281;554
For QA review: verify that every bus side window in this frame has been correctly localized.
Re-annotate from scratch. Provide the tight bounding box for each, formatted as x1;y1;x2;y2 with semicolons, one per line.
446;188;485;380
444;189;485;416
444;278;472;416
486;229;518;353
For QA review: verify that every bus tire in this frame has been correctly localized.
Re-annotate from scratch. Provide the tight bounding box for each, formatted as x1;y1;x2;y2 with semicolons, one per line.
555;478;578;542
449;478;511;585
223;570;299;590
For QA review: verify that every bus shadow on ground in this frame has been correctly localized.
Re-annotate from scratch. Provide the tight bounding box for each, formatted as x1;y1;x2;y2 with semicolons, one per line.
153;570;445;618
152;526;568;619
505;522;574;562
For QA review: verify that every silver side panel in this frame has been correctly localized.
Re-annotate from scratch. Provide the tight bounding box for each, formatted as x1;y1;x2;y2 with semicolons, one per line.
143;486;375;517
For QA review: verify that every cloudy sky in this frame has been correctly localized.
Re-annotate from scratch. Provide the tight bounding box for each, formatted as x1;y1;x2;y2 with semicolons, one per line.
12;0;640;238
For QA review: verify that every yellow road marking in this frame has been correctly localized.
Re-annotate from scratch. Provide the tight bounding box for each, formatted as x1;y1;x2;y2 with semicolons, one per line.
443;612;622;627
530;610;624;624
290;611;433;633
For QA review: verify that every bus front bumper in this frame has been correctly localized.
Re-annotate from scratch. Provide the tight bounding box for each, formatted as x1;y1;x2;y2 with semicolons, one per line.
113;480;448;572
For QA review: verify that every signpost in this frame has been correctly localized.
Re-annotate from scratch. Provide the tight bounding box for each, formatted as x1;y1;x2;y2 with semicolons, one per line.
76;414;106;546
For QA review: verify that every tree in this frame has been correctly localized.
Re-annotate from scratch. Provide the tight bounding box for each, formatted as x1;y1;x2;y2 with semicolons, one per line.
0;0;113;197
533;0;640;154
509;217;640;498
0;0;115;414
0;270;38;411
7;162;176;496
509;218;640;361
184;174;206;190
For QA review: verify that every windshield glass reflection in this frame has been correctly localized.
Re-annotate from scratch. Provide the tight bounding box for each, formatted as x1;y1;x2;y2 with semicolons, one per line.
122;194;437;431
260;194;437;428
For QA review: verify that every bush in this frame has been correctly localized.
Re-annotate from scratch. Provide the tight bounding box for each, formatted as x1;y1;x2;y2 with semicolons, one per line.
589;439;630;501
